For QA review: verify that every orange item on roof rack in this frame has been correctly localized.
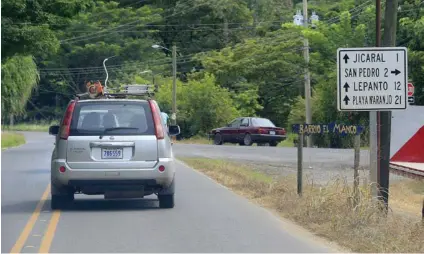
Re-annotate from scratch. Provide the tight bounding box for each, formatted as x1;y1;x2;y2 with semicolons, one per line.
86;80;104;98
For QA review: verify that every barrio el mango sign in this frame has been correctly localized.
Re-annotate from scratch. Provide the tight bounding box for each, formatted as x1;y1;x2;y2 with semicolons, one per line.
291;123;365;136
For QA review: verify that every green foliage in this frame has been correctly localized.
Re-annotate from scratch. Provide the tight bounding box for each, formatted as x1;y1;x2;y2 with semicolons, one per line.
1;0;423;147
231;86;263;116
1;0;91;60
1;55;39;118
156;74;239;137
398;14;424;105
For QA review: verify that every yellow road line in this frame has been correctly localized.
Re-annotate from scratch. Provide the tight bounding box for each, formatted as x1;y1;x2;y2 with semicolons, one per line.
38;210;61;253
10;184;50;253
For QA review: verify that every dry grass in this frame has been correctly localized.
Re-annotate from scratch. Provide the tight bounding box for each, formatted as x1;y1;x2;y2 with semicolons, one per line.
390;179;424;217
1;132;26;149
180;157;424;253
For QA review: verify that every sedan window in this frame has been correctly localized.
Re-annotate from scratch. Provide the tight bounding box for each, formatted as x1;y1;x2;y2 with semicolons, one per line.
240;118;249;127
229;118;242;128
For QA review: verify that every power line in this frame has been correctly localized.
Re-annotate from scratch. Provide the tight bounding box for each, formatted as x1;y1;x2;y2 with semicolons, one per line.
39;59;198;75
324;0;374;24
37;34;303;74
59;1;212;44
38;53;202;71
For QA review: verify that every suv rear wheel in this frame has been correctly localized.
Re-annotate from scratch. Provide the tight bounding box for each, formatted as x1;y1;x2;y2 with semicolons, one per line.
158;194;174;208
51;194;74;210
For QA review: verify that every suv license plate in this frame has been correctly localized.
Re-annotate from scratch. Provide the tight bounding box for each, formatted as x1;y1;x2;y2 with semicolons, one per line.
102;148;123;159
269;131;275;135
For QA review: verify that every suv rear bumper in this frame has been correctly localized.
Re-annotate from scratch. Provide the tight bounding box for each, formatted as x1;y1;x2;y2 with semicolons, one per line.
51;158;175;189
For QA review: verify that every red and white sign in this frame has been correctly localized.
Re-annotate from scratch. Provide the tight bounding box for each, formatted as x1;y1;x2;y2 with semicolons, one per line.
408;83;414;97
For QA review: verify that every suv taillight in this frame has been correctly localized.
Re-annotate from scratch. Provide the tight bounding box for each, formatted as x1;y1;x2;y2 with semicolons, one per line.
59;101;76;140
149;100;164;140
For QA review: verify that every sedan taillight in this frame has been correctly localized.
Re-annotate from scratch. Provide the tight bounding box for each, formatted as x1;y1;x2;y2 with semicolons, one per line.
258;128;267;134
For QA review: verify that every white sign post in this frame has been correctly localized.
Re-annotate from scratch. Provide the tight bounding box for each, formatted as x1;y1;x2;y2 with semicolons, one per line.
337;47;408;111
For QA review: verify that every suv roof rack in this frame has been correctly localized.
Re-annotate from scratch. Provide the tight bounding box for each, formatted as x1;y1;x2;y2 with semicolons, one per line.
105;84;156;99
75;81;156;100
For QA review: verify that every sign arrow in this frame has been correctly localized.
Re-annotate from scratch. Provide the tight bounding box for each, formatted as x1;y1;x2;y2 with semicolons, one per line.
391;69;401;75
343;95;350;105
343;54;349;64
343;82;350;92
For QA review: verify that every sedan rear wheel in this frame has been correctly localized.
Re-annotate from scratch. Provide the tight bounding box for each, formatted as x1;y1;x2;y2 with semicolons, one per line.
214;133;223;145
243;134;253;146
269;141;278;147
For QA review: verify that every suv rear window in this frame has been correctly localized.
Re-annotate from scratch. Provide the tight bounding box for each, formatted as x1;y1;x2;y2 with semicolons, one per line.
69;101;155;136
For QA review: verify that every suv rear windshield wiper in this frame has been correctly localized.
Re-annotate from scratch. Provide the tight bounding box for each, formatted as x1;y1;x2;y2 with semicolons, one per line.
99;127;139;138
104;127;139;132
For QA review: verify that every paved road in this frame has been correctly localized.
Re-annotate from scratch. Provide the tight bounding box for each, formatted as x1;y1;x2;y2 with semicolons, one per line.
1;132;336;253
174;143;374;184
174;143;370;166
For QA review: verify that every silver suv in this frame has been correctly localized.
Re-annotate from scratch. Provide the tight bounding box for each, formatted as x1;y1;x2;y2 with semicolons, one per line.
48;98;180;209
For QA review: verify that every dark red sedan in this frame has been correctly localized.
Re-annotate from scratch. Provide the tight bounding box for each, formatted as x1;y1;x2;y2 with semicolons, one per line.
209;117;286;146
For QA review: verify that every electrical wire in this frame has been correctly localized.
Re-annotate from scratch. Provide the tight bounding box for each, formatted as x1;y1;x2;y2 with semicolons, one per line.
59;1;212;44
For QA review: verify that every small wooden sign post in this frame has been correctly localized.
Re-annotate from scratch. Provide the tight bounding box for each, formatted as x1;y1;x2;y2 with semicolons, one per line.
292;122;365;196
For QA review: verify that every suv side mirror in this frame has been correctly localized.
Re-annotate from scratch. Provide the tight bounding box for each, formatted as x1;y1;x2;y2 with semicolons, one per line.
49;125;60;135
168;125;180;136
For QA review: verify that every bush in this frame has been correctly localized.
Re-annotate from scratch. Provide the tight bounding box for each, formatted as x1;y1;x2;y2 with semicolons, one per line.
156;73;239;138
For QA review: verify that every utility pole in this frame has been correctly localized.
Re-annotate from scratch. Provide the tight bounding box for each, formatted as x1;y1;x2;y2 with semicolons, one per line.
171;44;177;125
303;0;313;148
369;0;382;202
377;0;399;211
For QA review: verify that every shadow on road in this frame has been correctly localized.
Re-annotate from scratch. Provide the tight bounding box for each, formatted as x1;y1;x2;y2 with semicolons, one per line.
1;197;160;214
19;169;50;174
51;197;160;212
1;200;41;214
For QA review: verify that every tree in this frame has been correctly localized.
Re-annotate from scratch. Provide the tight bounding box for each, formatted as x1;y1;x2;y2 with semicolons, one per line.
1;56;39;120
1;0;91;61
1;0;91;123
155;73;239;138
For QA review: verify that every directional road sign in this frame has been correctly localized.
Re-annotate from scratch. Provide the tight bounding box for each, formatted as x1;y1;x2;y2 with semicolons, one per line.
337;47;408;111
408;82;414;97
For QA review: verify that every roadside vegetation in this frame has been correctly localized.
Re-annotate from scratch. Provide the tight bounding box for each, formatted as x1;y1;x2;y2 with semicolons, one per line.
2;0;423;149
175;133;297;147
180;157;424;253
1;132;26;149
1;121;55;132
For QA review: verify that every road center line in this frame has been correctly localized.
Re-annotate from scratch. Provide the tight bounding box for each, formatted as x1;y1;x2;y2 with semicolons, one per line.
10;184;50;253
38;210;61;253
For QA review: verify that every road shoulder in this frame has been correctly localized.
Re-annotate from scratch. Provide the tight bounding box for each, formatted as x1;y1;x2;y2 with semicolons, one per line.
177;158;348;253
178;157;424;253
